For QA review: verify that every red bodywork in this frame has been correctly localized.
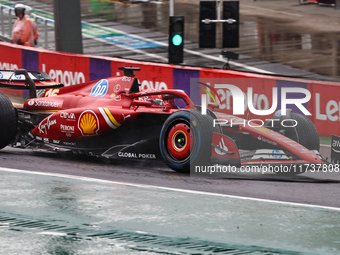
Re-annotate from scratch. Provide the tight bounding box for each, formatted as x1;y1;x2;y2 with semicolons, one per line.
214;113;323;165
24;75;192;142
303;0;335;4
0;68;326;170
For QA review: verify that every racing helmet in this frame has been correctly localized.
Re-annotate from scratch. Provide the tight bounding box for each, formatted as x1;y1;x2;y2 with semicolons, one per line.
24;5;32;16
14;4;26;17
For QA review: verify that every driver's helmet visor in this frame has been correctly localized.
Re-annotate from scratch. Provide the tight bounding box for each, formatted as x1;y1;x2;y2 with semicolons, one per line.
15;8;25;16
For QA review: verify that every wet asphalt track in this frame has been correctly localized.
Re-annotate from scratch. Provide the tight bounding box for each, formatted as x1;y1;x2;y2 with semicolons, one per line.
1;145;340;209
2;145;340;254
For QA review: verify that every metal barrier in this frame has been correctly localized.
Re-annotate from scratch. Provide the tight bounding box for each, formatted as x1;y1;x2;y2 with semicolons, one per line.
0;3;53;49
0;4;12;41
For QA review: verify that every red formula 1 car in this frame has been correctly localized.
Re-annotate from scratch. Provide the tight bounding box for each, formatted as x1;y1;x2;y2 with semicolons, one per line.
0;67;327;174
300;0;335;5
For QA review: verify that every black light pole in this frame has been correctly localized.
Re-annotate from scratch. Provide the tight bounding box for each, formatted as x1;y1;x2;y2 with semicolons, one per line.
53;0;83;54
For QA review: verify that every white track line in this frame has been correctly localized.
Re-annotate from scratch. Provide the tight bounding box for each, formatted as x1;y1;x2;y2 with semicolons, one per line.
0;166;340;211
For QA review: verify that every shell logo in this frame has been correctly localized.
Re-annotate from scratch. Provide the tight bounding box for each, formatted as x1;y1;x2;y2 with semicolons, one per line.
78;110;99;136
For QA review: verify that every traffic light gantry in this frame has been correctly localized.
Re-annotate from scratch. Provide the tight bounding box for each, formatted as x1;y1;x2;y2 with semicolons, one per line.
168;16;184;64
199;1;239;49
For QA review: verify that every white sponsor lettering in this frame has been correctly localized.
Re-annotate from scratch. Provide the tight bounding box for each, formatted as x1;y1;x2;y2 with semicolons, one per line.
42;64;85;86
60;112;76;120
315;93;340;121
257;136;278;146
30;100;61;108
63;141;76;146
118;152;156;159
0;62;18;70
60;124;75;132
141;80;168;90
38;117;57;134
122;76;131;82
138;153;156;159
123;114;131;121
114;94;121;101
113;84;121;93
118;152;138;158
333;140;340;147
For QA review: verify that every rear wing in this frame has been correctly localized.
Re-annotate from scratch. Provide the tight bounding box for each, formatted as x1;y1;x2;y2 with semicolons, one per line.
0;69;63;98
0;70;53;82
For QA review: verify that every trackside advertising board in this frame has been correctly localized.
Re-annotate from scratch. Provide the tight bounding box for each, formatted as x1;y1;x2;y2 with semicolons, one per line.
0;41;338;136
308;81;340;136
39;51;90;86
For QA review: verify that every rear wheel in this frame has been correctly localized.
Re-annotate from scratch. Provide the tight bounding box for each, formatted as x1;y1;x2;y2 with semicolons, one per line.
0;93;17;149
159;109;219;173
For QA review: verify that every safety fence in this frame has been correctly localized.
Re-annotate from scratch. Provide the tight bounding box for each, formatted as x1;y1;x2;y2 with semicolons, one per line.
0;3;53;49
0;41;339;136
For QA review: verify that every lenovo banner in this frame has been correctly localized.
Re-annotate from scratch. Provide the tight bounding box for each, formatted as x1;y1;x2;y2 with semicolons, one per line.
1;41;340;136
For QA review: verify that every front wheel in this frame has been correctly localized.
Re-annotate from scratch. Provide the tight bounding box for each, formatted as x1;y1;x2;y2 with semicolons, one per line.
159;109;218;173
0;93;17;149
291;112;319;151
266;111;319;151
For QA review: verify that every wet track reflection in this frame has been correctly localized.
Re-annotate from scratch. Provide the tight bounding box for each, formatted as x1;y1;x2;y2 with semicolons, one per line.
25;0;340;79
81;1;340;78
0;146;336;183
0;145;340;206
1;168;340;254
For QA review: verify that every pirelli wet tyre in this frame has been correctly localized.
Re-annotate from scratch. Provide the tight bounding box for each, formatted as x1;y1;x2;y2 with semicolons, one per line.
0;93;17;149
194;105;222;134
291;112;319;151
159;109;219;173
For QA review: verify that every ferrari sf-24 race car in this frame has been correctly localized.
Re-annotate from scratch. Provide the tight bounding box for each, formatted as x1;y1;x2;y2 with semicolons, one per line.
0;67;327;174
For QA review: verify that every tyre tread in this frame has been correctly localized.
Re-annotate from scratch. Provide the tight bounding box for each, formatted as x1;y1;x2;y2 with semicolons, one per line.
0;93;17;149
159;109;220;173
291;112;319;150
